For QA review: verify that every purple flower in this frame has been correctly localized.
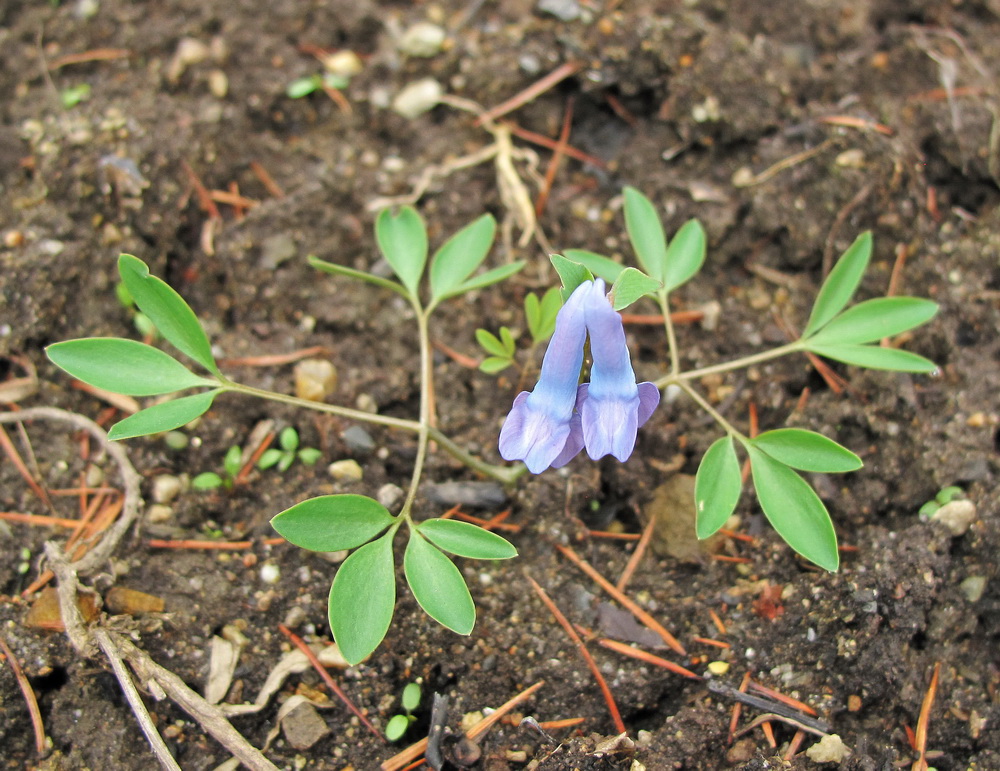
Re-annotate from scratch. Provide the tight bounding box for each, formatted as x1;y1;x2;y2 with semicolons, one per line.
578;279;660;462
499;278;659;472
498;283;588;473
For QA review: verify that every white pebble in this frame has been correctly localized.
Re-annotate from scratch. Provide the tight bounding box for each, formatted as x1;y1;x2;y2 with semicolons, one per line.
398;23;446;57
260;563;281;584
392;78;443;119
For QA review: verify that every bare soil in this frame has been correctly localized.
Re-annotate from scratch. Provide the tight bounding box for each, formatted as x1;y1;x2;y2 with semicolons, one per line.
2;1;1000;769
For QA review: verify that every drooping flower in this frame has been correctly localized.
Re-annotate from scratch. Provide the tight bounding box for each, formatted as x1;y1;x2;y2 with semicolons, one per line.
499;278;660;473
577;279;660;462
498;282;589;473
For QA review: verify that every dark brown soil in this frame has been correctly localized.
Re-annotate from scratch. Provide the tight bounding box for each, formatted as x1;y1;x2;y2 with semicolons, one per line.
2;1;999;769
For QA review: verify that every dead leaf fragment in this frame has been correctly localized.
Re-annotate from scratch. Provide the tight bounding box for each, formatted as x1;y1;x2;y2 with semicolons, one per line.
105;586;165;615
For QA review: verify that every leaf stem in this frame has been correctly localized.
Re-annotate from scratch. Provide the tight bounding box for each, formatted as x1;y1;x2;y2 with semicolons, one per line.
653;340;805;389
675;380;745;440
399;304;432;519
657;291;680;376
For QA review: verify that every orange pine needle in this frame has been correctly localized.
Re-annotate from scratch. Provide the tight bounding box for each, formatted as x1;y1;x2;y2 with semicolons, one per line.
586;530;641;541
454;510;521;533
277;625;382;740
501;121;607;168
761;719;777;747
749;680;818;717
0;425;52;508
476;61;582;125
711;555;753;564
616;515;656;592
234;430;275;487
528;577;625;733
912;662;941;771
535;97;574;217
555;543;686;655
709;608;728;636
47;48;131;70
431;339;480;369
0;512;82;529
691;636;731;649
0;634;46;753
727;672;752;743
784;729;807;760
250;161;286;198
597;638;702;681
538;717;586;730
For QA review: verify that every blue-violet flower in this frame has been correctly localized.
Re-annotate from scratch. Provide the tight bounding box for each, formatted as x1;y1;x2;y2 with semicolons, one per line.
498;278;659;472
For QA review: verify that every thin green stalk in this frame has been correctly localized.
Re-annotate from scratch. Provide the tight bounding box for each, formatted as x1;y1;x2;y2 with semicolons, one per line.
653;340;805;389
657;291;680;376
399;304;432;519
676;380;745;439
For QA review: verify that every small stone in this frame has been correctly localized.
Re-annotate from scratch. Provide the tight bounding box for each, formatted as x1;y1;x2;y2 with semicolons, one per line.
931;499;976;536
85;463;105;488
259;233;296;270
392;78;443;119
537;0;582;21
354;393;378;413
317;550;349;564
424;481;506;509
152;474;183;504
706;660;730;675
260;562;281;584
323;50;362;77
847;694;862;712
377;483;404;510
805;734;850;764
294;359;337;402
398;22;446;57
208;69;229;98
146;504;174;524
163;431;189;450
327;459;363;481
281;700;330;750
960;575;987;603
167;37;210;82
341;425;375;454
835;148;866;168
283;606;307;628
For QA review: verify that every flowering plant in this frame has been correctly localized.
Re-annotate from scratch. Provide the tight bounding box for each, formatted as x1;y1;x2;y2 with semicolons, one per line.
46;187;937;664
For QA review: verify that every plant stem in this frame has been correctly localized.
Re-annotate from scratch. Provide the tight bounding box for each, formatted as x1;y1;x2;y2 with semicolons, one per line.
219;377;523;484
399;305;433;519
653;340;805;389
657;291;680;376
676;381;745;439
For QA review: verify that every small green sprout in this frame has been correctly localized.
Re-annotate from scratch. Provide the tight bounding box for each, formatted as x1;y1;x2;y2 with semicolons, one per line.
192;445;243;491
286;73;349;99
918;485;965;520
256;427;322;472
476;287;561;374
384;681;422;742
60;83;91;108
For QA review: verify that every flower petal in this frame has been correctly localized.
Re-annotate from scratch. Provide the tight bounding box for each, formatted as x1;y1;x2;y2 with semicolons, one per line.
636;382;660;427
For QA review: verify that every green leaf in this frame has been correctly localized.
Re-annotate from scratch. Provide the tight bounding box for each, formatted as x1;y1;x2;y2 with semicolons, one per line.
499;326;516;356
107;389;221;440
298;447;323;466
524;292;542;340
479;357;513;374
936;486;963;505
286;75;321;98
279;426;299;453
534;287;562;343
384;714;410;742
191;472;223;490
47;338;217;396
328;531;397;665
475;329;508;358
663;219;707;293
695;435;743;539
404;531;475;635
806;343;938;373
748;447;839;571
257;449;283;470
375;207;427;296
803;232;872;337
418;518;518;560
277;452;295;472
223;445;243;478
454;261;525;294
549;254;594;300
429;214;497;303
610;267;661;311
271;494;395;552
401;683;421;712
307;256;410;299
623;187;668;283
118;255;218;374
805;297;939;345
751;429;862;473
562;249;625;283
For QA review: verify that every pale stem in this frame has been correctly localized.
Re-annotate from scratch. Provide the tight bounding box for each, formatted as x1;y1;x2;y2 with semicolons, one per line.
653;340;806;389
658;291;681;376
399;304;433;519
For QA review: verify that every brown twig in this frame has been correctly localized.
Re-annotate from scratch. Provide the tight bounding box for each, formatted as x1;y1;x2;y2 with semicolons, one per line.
502;121;607;168
431;339;480;369
475;61;582;125
0;424;52;508
586;529;641;541
692;637;731;649
250;161;286;198
0;511;82;529
615;515;655;592
535;98;574;217
749;680;819;717
597;638;702;681
620;310;705;326
887;242;910;299
911;662;941;771
727;671;752;743
555;543;686;655
234;430;275;487
817;115;894;136
148;537;285;550
180;160;222;220
277;625;383;741
0;633;47;754
528;577;625;733
47;48;131;70
709;608;728;636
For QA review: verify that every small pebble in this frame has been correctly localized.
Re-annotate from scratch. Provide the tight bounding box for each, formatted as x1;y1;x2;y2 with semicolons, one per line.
355;393;378;413
294;359;337;402
259;562;281;584
208;69;228;98
323;50;363;77
537;0;582;21
706;660;730;675
281;700;330;750
152;474;183;504
341;425;375;454
146;504;174;524
377;483;404;510
283;606;307;628
392;78;443;119
805;733;850;764
960;575;987;603
398;22;446;57
930;499;976;536
164;431;189;450
327;459;363;481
